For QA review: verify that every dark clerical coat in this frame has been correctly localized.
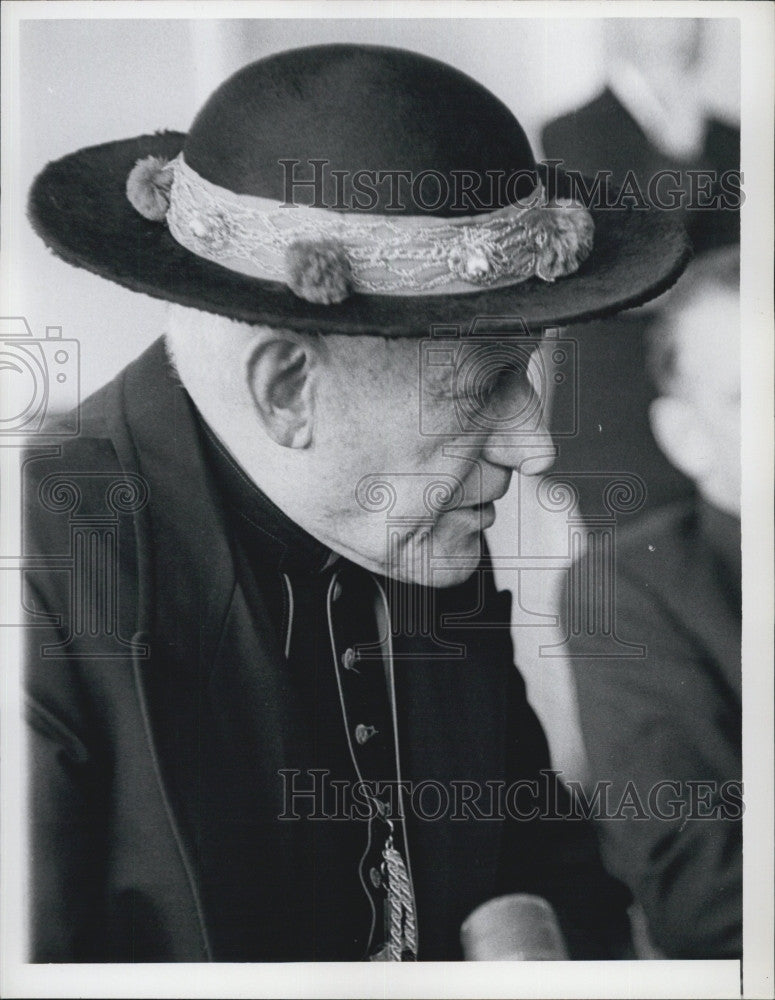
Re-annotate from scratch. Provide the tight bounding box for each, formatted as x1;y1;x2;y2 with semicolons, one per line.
24;338;628;962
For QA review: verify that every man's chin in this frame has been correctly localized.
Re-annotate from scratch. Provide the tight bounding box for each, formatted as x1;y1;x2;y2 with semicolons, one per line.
429;564;480;588
344;524;485;588
396;534;484;589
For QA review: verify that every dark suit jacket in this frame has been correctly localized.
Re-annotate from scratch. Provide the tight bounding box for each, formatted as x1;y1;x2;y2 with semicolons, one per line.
23;338;629;962
567;499;742;958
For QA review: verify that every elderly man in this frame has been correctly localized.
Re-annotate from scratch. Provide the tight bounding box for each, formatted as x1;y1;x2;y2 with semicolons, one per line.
24;44;689;962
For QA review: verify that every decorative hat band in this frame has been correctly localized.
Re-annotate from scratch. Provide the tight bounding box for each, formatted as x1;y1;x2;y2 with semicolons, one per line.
126;154;594;304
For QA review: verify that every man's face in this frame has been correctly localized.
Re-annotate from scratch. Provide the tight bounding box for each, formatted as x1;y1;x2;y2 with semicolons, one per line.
304;335;554;586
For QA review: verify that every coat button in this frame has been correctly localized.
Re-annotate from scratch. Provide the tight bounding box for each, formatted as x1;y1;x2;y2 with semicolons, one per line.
373;798;389;820
332;580;343;601
341;647;359;671
355;723;378;745
369;866;382;889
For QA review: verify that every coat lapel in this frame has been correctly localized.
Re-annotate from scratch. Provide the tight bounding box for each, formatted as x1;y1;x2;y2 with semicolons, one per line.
110;340;314;958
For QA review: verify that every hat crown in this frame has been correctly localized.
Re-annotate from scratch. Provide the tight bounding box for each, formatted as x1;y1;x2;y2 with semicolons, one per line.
184;44;537;216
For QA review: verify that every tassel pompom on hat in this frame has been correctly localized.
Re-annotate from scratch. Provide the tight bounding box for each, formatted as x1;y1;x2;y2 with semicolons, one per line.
28;43;691;336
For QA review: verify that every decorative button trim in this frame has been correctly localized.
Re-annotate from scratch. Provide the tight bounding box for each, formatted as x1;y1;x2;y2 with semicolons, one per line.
373;798;389;819
355;724;378;745
341;647;359;672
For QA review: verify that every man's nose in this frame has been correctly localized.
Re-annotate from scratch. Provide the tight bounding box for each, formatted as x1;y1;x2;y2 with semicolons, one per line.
480;393;556;476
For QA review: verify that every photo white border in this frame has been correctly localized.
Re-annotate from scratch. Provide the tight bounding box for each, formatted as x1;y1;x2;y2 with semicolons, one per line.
1;2;772;997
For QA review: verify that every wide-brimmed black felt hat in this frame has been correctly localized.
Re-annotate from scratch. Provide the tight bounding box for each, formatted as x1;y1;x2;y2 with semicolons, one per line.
28;44;691;336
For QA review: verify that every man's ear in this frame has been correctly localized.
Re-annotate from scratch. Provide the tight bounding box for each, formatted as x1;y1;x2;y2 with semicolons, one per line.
245;335;316;448
649;396;709;483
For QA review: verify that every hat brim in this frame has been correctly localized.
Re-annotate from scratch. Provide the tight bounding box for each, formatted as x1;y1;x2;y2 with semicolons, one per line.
29;131;692;336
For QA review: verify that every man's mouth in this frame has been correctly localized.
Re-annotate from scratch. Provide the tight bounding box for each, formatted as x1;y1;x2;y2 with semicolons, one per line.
467;500;497;527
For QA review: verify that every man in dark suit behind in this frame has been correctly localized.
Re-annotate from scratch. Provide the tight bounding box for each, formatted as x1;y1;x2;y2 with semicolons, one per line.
567;247;742;958
541;18;740;518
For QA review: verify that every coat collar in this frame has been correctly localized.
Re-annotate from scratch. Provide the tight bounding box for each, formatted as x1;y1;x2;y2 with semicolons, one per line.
195;412;334;576
107;337;237;653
